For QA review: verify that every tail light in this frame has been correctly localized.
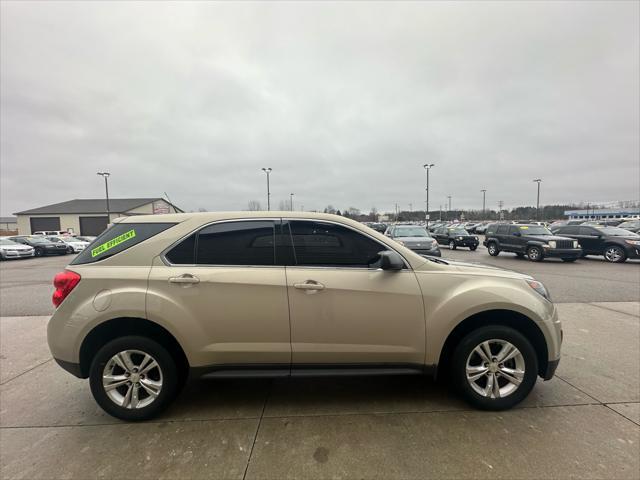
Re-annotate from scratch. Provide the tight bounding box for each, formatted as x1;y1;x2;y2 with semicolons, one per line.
52;270;81;307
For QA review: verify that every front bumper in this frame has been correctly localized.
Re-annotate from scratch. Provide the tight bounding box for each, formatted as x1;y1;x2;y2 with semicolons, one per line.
1;250;35;259
624;246;640;259
454;238;479;248
542;247;582;259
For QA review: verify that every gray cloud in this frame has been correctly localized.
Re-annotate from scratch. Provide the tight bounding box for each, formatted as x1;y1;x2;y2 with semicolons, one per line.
1;1;638;215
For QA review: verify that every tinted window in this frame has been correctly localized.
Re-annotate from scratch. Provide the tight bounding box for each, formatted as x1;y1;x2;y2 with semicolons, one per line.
72;223;175;265
166;233;196;264
496;225;509;234
579;227;597;236
508;225;520;234
560;226;579;235
288;220;387;268
196;221;275;265
486;224;497;234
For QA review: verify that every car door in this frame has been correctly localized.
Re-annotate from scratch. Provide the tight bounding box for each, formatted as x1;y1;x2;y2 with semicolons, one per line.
495;225;510;250
283;219;425;367
578;226;602;254
508;225;525;252
147;219;291;368
434;227;446;244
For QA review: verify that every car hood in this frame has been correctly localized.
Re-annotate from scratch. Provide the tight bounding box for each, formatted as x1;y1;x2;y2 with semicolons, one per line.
418;258;531;280
395;236;435;243
524;235;571;242
0;244;32;251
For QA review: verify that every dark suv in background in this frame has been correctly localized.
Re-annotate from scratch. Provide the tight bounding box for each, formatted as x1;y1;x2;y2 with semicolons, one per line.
432;225;479;250
550;225;640;263
483;224;581;262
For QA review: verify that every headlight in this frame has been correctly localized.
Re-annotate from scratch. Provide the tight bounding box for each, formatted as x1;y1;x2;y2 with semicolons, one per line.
625;240;640;246
457;236;464;240
573;240;579;248
526;279;551;302
548;241;556;248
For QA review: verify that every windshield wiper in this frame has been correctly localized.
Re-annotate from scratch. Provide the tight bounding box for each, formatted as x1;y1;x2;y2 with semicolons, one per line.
421;255;449;265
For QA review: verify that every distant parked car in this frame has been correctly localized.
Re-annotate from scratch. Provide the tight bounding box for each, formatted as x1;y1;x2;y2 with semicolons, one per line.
46;236;90;254
8;236;68;256
550;225;640;263
483;224;581;262
0;238;35;260
474;222;490;234
617;221;640;234
432;225;479;250
74;236;97;243
384;224;441;257
33;230;73;236
367;223;388;234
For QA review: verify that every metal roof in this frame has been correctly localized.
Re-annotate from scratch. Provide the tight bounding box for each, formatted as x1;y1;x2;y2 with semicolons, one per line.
14;198;180;215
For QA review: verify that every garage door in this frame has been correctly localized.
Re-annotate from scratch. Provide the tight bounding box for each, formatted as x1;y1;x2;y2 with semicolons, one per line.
79;216;109;236
30;217;60;234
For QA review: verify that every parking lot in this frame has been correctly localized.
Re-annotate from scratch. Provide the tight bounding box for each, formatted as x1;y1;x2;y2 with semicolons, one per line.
1;246;639;479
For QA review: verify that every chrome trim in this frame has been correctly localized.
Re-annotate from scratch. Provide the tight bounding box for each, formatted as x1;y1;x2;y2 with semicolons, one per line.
160;217;412;270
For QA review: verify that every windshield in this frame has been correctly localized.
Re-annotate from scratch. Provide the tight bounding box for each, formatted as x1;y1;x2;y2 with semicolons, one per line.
520;226;553;235
448;227;468;235
395;227;429;237
0;239;17;245
620;222;640;228
27;237;49;244
595;227;640;237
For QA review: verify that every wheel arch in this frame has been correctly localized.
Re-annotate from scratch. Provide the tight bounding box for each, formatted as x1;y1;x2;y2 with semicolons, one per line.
78;317;189;379
436;309;549;380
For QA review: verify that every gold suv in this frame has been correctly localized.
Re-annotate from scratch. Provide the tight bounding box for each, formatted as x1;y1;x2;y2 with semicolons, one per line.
48;212;562;421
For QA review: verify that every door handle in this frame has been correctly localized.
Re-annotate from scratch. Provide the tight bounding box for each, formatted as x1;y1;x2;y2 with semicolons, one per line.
168;274;200;285
294;280;325;291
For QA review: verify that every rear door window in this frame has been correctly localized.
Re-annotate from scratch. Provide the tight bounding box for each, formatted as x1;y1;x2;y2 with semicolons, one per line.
496;225;509;234
72;223;175;265
196;221;275;266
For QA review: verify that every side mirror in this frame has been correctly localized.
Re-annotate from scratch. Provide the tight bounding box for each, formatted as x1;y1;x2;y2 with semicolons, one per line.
379;251;404;270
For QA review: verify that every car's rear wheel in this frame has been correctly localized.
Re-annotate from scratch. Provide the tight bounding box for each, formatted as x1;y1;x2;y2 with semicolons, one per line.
89;336;178;421
604;246;626;263
452;326;538;410
449;240;456;250
526;246;543;262
469;245;477;251
487;242;499;256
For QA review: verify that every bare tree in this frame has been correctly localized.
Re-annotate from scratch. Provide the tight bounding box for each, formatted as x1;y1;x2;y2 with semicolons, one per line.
323;205;337;214
197;207;207;212
247;200;262;211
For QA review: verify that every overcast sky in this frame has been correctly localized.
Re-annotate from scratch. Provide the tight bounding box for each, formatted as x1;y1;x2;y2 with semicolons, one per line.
1;1;638;216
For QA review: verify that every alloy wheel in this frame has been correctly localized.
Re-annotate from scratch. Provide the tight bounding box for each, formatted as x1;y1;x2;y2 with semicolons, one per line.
604;247;624;263
465;339;525;399
102;350;163;409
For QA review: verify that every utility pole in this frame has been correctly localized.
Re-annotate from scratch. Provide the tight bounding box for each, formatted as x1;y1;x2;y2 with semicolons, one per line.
481;189;486;219
423;163;434;229
447;195;452;221
439;205;442;221
498;200;504;221
533;179;542;220
409;203;412;212
96;172;111;222
395;203;399;222
290;193;294;211
261;168;272;210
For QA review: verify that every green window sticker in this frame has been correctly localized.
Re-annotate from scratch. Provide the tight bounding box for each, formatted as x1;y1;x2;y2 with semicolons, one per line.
91;229;136;257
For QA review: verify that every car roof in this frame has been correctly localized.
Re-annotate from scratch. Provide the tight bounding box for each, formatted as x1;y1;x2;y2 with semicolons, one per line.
115;211;367;225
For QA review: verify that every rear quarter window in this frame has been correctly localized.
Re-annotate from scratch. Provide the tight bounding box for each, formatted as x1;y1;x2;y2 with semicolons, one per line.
71;223;175;265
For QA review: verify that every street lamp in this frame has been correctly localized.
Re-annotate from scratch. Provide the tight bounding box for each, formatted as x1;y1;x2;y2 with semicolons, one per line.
533;179;542;220
423;163;435;229
290;193;294;211
447;195;452;220
96;172;111;222
481;189;487;218
261;168;272;211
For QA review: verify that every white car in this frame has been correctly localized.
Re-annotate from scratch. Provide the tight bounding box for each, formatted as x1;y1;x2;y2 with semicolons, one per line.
46;236;89;254
0;238;35;260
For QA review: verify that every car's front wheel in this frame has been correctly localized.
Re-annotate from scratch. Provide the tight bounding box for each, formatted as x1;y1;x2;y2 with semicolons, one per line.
469;245;477;251
526;246;543;262
449;240;456;250
487;242;499;256
604;245;626;263
89;336;179;421
452;326;538;410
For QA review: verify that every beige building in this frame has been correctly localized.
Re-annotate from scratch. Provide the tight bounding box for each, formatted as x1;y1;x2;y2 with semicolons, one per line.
15;198;183;236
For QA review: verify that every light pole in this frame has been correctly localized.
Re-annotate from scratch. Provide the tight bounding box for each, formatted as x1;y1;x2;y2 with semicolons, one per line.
533;179;542;220
261;168;272;211
447;195;452;221
423;163;434;229
290;193;294;211
96;172;111;222
481;189;486;219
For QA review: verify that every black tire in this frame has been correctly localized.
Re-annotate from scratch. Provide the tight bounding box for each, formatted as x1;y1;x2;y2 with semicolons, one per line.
452;325;538;410
66;246;74;254
604;245;627;263
526;246;543;262
469;246;477;251
561;258;577;263
487;242;499;256
34;248;43;257
89;336;179;421
449;240;456;250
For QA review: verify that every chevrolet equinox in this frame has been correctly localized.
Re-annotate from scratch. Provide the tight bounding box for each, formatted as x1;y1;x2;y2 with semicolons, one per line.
48;212;562;421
